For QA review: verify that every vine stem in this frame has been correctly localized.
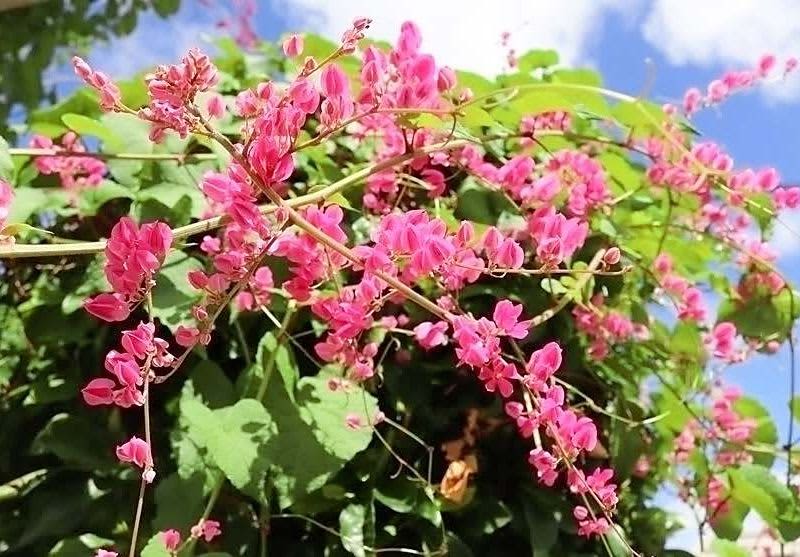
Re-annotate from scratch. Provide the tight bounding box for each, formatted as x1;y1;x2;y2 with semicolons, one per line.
0;140;467;259
8;147;219;161
128;292;156;557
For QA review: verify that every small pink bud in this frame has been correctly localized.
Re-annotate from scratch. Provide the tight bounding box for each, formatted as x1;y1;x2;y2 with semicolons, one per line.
175;325;200;348
345;413;364;430
206;93;225;119
162;529;181;551
437;66;457;92
757;53;777;77
603;247;621;265
282;34;304;57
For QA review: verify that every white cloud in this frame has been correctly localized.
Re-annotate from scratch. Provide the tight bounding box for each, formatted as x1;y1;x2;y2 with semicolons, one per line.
641;0;800;100
273;0;629;75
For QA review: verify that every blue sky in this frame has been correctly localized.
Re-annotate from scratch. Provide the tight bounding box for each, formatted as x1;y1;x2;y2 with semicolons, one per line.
49;0;800;550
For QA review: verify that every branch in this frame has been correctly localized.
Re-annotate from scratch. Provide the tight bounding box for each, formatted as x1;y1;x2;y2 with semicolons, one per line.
8;148;220;162
0;140;467;260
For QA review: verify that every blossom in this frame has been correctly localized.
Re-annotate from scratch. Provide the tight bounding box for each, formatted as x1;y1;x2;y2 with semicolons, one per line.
82;378;116;406
492;300;530;339
116;436;151;469
283;34;304;57
191;519;222;542
84;293;131;322
414;321;449;349
72;56;121;111
162;529;181;551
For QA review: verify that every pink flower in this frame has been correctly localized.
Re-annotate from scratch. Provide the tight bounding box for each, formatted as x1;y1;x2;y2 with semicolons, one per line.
0;179;13;228
206;93;225;118
682;87;703;115
121;322;155;360
478;359;519;397
116;436;151;469
528;448;559;486
707;79;729;103
492;300;530;339
84;293;131;322
524;342;562;388
320;64;349;98
82;378;116;406
72;56;121;111
105;350;142;388
283;34;304;57
345;413;364;429
437;66;457;91
95;551;118;557
414;321;449;349
175;325;200;348
162;529;181;551
757;53;777;77
191;519;222;542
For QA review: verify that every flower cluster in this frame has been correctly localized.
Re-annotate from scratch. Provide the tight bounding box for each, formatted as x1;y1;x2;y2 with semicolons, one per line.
72;56;122;111
140;48;219;141
573;294;644;360
652;253;708;322
84;217;172;322
29;133;106;194
677;53;798;117
82;321;173;409
673;386;758;522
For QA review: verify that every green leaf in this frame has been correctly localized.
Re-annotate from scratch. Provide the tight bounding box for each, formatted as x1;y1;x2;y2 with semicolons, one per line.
734;396;777;467
152;0;180;17
712;538;749;557
182;398;275;495
456;177;516;224
79;180;135;216
455;71;495;95
48;534;115;557
718;289;800;341
0;135;13;181
792;395;800;425
264;374;377;507
137;182;207;220
253;331;299;400
61;114;124;151
710;498;749;540
375;476;441;526
339;501;374;557
31;413;116;470
459;105;495;129
30;89;101;127
152;473;206;532
184;360;237;410
140;533;171;557
518;49;559;72
729;463;800;540
612;100;667;136
99;113;152;186
6;187;48;223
